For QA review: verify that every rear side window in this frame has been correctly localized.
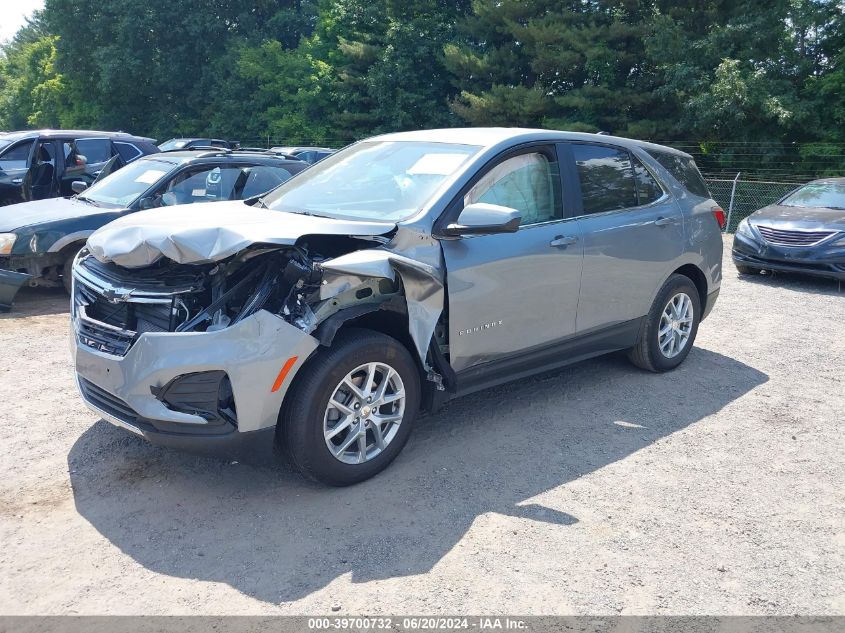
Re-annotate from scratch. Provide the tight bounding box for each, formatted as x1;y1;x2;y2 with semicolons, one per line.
114;142;142;162
74;138;113;164
572;144;638;214
646;150;710;198
632;157;663;205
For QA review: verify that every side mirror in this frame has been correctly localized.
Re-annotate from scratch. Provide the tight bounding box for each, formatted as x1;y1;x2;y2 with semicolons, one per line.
441;202;521;237
138;195;161;210
71;181;88;194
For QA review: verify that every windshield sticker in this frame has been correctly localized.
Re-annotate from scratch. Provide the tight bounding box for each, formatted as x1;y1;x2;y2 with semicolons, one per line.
134;170;167;184
407;153;469;176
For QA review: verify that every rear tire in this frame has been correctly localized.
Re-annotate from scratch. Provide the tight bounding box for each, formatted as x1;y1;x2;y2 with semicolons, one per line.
278;328;420;486
628;274;701;373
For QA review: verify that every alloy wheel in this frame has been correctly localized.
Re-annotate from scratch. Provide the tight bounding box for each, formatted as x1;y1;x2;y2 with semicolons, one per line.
323;362;406;464
658;292;694;358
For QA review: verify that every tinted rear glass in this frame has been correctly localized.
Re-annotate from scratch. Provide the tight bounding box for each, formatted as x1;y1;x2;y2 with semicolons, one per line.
572;144;638;214
632;156;663;205
114;142;142;162
646;150;709;198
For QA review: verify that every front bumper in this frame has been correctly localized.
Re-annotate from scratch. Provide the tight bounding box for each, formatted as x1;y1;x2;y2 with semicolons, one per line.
0;268;32;311
72;309;319;448
732;232;845;281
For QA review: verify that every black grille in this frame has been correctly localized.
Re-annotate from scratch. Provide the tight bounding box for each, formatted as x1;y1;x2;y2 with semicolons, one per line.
756;225;836;247
77;314;135;356
78;377;140;425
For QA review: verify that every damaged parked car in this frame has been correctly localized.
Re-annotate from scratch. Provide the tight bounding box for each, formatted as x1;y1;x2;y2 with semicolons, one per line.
71;128;723;485
0;149;306;310
732;177;845;280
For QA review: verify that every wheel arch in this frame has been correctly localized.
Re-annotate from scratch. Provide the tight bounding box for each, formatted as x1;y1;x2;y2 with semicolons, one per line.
670;263;707;313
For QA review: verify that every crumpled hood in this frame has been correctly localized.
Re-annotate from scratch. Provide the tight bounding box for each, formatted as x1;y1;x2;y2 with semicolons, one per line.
0;197;116;232
750;204;845;229
87;200;397;268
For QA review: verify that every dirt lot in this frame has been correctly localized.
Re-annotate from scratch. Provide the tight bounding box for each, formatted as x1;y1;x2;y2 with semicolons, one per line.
0;236;842;615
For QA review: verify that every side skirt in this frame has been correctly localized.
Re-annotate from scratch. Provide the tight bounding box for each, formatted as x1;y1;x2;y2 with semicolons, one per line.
452;317;644;399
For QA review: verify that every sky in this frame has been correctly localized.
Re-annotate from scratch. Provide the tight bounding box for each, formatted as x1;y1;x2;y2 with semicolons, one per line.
0;0;44;43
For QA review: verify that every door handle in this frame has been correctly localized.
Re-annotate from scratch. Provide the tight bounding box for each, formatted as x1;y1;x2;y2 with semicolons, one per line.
550;235;578;248
11;178;22;185
655;216;675;227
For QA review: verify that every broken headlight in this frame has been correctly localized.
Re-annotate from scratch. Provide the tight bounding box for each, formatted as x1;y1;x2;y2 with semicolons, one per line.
0;233;16;255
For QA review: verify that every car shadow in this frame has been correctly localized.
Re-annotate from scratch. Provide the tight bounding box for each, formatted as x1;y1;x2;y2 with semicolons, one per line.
0;286;69;318
734;269;844;296
68;348;767;604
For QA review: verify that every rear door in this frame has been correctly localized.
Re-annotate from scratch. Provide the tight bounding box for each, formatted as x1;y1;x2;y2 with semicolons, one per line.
441;144;584;374
561;142;683;333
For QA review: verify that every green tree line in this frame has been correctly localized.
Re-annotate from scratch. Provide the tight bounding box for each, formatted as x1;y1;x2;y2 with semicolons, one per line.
1;0;844;175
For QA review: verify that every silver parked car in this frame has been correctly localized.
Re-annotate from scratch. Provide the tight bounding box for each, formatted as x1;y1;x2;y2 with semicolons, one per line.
732;177;845;280
70;128;724;485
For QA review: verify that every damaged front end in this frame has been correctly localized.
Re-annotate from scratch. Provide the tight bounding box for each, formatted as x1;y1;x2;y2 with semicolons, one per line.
72;237;405;352
71;223;449;439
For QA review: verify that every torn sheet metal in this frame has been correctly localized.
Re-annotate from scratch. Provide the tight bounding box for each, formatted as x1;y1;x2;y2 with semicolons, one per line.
320;249;444;365
0;269;31;312
87;202;396;268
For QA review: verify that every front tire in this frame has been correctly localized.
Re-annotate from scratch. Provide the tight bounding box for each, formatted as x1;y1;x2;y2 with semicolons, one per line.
628;274;701;373
278;328;420;486
61;247;82;294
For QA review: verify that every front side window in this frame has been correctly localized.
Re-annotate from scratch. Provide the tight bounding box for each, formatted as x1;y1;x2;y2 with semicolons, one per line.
781;183;845;210
0;140;34;170
161;165;244;205
464;152;562;225
263;141;481;222
573;144;638;214
79;159;174;207
238;165;292;198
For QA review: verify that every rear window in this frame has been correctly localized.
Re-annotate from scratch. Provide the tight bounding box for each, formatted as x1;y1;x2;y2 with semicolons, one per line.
646;150;710;198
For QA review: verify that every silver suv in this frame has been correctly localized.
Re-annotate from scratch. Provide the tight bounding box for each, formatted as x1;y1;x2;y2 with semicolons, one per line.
71;128;724;485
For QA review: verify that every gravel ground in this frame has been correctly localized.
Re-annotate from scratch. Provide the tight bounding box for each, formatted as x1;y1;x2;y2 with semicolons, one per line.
0;235;843;615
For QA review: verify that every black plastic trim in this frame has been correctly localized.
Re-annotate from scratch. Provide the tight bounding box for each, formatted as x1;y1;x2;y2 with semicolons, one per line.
454;318;644;398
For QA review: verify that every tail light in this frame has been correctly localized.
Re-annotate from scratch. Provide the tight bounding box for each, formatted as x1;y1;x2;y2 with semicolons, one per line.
712;207;726;230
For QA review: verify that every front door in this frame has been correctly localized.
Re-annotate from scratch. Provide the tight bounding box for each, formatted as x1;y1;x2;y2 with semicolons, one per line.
561;142;684;333
22;140;58;201
441;145;584;375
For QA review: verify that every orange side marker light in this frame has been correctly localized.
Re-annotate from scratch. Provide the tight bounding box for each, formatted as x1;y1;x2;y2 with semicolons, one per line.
271;356;298;393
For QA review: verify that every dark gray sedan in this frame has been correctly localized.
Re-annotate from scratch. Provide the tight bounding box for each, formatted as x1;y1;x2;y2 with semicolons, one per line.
732;178;845;280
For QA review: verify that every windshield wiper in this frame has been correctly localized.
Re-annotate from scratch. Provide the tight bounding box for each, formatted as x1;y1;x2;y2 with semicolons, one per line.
76;197;102;207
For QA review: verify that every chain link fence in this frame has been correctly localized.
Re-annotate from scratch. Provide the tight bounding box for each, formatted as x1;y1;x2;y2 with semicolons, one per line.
705;176;800;232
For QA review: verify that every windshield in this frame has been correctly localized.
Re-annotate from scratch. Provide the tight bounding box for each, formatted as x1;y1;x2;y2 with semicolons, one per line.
79;159;174;207
159;139;188;151
782;183;845;210
0;140;12;154
261;141;481;221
